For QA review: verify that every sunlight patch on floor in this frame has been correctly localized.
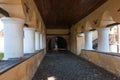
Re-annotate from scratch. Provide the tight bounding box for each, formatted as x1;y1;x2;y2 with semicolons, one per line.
48;76;56;80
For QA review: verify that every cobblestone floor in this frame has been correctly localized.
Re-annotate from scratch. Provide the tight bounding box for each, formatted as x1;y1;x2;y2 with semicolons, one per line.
32;51;120;80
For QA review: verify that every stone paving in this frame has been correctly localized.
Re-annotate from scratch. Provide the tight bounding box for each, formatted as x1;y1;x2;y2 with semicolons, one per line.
32;51;120;80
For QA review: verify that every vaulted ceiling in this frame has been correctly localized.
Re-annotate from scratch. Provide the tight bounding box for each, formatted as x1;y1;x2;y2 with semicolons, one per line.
34;0;107;29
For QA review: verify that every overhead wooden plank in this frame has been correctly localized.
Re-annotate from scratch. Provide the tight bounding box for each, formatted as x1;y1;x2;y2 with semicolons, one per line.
34;0;107;29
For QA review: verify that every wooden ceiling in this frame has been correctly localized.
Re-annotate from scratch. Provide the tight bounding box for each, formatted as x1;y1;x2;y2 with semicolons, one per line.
34;0;107;29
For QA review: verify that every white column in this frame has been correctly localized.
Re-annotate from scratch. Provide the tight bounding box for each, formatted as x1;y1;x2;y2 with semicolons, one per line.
42;34;44;48
97;27;110;52
35;32;40;50
40;33;43;49
24;28;35;53
84;31;93;50
1;17;25;60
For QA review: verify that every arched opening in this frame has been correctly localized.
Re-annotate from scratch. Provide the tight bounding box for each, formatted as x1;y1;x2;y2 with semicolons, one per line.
48;37;67;51
109;24;120;53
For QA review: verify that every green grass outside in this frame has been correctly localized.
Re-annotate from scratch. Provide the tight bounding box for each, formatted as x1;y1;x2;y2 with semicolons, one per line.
0;53;4;59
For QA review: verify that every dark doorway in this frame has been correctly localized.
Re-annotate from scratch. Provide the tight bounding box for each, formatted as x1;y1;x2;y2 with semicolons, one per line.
48;37;67;51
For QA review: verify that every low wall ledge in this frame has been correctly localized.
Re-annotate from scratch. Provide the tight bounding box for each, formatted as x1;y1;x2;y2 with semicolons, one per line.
0;49;44;75
82;49;120;57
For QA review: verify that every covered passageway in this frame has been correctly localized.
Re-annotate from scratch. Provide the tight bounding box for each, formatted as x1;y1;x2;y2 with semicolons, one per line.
0;0;120;80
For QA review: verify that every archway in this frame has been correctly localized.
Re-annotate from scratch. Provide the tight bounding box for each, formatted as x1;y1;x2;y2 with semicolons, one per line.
48;36;67;51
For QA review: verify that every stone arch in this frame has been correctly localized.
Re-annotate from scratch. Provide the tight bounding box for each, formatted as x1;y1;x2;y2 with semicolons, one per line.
77;26;81;33
40;22;45;33
26;12;37;27
77;21;93;33
98;11;115;28
84;21;93;32
107;0;120;23
76;24;85;34
86;10;116;29
22;0;34;22
36;15;42;32
47;36;68;51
